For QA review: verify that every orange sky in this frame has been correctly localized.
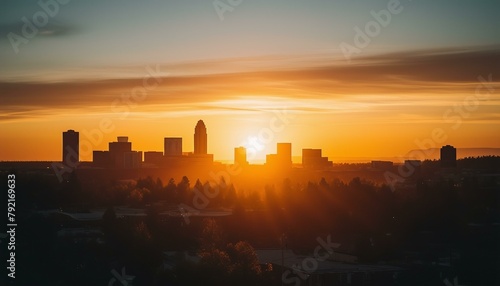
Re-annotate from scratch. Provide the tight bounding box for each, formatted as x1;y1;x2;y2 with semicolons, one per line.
1;0;499;163
1;50;499;162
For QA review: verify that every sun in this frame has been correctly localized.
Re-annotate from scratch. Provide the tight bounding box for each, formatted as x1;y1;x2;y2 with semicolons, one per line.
242;136;266;162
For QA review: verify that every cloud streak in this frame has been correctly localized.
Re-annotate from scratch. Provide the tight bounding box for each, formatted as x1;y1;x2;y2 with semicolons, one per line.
0;20;79;40
0;47;499;122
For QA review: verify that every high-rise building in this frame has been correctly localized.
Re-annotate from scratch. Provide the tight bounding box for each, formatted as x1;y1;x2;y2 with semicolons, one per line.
62;130;79;166
124;151;142;168
164;138;182;156
234;147;248;166
440;145;457;168
194;120;207;155
277;143;292;167
109;136;132;168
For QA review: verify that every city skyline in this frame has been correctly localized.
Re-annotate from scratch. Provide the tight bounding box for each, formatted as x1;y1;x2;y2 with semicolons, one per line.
1;2;499;285
1;1;499;162
5;119;500;164
56;120;472;167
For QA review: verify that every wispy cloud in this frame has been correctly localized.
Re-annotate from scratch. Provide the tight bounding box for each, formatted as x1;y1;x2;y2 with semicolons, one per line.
0;47;499;122
0;20;80;40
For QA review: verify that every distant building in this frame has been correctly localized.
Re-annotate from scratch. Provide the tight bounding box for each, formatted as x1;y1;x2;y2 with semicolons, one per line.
266;143;292;169
371;160;393;170
194;120;207;155
92;151;111;167
302;149;332;169
124;151;142;168
164;138;182;156
440;145;457;167
144;151;163;165
92;137;143;168
62;130;79;166
234;147;248;166
109;137;132;168
277;143;292;165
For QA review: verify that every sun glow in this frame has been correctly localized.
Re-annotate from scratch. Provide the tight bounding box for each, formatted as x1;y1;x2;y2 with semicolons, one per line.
242;136;266;163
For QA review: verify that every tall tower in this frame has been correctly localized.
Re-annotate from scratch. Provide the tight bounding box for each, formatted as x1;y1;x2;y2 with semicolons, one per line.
62;130;79;166
194;120;207;154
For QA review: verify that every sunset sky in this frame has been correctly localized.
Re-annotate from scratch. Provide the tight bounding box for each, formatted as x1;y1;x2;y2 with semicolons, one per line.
1;0;499;162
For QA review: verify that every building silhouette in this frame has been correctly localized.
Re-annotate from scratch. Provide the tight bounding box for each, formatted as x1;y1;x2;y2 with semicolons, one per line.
194;120;207;155
277;143;292;163
144;151;163;165
124;151;142;168
234;147;248;166
164;138;182;156
440;145;457;168
62;130;79;166
302;149;332;169
93;136;142;168
109;136;132;168
93;151;111;167
266;143;292;169
91;120;214;168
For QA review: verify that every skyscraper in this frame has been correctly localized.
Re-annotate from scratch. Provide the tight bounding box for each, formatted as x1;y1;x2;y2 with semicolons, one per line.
194;120;207;155
164;137;182;156
440;145;457;168
62;130;79;166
